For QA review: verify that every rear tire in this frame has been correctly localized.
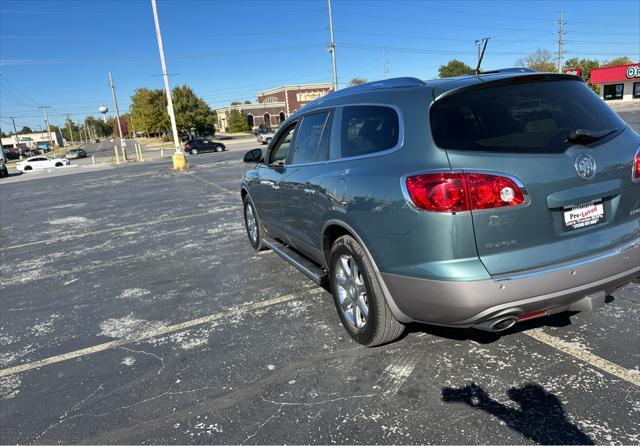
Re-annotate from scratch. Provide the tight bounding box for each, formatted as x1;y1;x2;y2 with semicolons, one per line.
243;195;267;251
329;235;404;347
24;166;33;171
191;149;198;155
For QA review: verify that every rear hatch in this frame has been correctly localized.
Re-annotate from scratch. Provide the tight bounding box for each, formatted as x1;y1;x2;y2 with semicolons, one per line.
430;74;640;275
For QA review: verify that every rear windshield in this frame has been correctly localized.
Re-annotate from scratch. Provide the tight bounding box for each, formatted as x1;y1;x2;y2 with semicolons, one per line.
430;79;625;153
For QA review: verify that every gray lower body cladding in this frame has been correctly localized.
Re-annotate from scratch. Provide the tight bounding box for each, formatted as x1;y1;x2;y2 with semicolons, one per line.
381;239;640;327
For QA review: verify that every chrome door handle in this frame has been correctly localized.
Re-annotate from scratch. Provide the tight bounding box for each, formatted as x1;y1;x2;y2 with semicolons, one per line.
260;180;279;189
304;188;316;195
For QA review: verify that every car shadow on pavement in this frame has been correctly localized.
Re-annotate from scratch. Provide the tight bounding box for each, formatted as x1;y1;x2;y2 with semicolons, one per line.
404;311;576;344
442;382;594;445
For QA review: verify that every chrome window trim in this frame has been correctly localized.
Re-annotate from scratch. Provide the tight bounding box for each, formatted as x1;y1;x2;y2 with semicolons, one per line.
494;238;640;282
399;168;531;214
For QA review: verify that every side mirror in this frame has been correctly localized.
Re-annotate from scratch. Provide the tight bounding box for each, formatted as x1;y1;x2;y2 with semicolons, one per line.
243;148;263;164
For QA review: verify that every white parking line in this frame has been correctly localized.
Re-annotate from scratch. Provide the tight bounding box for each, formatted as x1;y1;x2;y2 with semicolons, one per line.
0;287;324;378
524;329;640;387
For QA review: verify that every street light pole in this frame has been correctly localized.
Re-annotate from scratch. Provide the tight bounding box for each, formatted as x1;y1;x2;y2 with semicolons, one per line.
151;0;181;154
108;71;127;159
327;0;338;91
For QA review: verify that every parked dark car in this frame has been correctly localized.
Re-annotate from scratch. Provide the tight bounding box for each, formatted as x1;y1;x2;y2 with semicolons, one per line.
0;158;8;177
2;150;20;160
184;138;225;155
241;71;640;346
65;148;87;159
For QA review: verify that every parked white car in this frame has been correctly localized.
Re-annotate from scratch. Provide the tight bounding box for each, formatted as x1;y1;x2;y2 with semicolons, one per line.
257;132;275;145
16;156;70;172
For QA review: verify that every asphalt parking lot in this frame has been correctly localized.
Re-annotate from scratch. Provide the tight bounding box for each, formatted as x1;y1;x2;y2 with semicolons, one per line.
1;123;639;443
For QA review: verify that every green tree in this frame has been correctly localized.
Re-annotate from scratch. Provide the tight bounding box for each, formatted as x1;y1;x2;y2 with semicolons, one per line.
172;85;217;136
517;49;557;72
602;56;634;67
84;116;112;138
20;126;33;134
61;119;82;143
438;60;472;78
347;77;368;86
230;101;242;105
563;57;601;94
227;109;250;132
129;88;169;136
243;100;252;104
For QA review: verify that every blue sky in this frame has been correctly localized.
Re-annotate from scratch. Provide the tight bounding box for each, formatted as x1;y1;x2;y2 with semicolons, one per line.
1;0;639;130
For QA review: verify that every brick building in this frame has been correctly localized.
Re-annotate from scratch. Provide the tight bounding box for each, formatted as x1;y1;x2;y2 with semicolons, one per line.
216;83;333;131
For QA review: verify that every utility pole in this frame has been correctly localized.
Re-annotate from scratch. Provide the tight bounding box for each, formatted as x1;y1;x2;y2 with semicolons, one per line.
108;72;127;159
151;0;181;154
66;114;75;146
39;106;53;150
10;117;21;155
475;37;490;68
327;0;338;91
555;10;566;72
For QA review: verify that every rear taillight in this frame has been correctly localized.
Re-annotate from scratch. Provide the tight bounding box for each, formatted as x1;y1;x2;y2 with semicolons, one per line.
404;172;525;213
185;143;191;149
633;149;640;182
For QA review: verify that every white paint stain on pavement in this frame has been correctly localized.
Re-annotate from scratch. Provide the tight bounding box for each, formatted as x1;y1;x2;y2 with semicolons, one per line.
48;216;92;225
115;288;151;300
98;314;168;340
0;375;21;400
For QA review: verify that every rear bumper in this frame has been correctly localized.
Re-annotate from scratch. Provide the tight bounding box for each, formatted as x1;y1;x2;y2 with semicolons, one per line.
381;239;640;327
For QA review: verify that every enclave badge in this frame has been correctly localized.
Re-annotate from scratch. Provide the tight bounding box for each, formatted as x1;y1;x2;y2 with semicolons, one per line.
575;154;596;180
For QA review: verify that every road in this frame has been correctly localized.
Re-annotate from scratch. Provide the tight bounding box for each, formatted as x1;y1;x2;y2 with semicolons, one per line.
0;145;638;443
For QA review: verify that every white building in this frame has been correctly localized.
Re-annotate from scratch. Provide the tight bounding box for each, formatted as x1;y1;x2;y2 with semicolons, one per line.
1;129;65;150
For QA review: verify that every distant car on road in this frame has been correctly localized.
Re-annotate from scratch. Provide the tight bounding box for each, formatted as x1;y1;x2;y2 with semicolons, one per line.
0;155;7;177
16;156;70;172
257;131;275;144
184;138;226;155
65;148;87;159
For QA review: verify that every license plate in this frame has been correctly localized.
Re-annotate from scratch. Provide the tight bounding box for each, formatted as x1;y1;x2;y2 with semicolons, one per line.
563;201;605;231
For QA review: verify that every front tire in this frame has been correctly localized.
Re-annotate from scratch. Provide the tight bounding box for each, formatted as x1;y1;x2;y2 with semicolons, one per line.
243;195;266;251
55;162;63;167
329;235;404;347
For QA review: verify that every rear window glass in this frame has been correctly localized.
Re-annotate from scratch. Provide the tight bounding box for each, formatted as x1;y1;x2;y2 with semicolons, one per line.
341;105;399;158
430;80;625;153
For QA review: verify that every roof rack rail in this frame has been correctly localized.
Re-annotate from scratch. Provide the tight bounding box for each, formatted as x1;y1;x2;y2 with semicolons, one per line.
299;77;426;112
472;67;536;75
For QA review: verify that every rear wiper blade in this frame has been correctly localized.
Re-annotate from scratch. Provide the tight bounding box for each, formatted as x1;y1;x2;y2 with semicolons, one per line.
565;128;618;144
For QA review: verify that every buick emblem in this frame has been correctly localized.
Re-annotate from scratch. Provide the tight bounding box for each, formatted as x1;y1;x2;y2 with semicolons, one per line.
575;154;596;180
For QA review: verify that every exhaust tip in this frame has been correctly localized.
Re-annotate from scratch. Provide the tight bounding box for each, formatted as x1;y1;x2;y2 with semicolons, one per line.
473;315;518;332
491;317;516;331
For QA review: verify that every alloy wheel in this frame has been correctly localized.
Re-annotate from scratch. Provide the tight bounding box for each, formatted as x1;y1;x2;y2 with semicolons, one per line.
245;203;257;244
334;254;369;329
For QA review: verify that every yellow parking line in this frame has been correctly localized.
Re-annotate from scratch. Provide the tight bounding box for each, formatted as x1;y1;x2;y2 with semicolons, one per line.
525;329;640;387
0;287;325;378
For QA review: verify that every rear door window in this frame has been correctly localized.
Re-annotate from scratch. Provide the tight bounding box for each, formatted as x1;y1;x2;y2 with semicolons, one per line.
340;105;399;158
430;79;625;153
290;111;330;164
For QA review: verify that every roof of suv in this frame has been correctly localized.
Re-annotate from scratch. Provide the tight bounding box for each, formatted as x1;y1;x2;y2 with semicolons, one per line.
297;68;581;116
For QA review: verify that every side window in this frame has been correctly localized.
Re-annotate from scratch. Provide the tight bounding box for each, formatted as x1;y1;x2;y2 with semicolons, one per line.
290;111;330;164
341;105;399;158
268;123;297;165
